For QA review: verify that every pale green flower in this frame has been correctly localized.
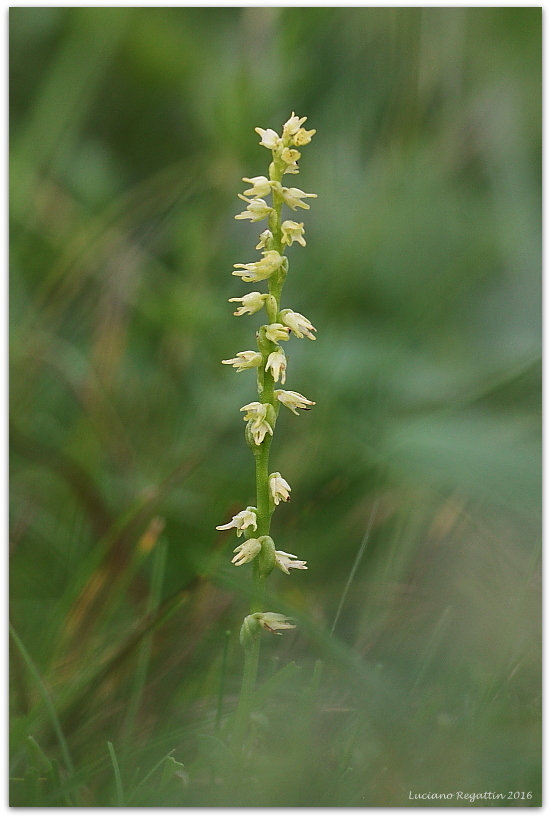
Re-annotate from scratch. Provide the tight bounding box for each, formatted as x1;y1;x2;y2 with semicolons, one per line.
283;112;307;138
281;148;301;174
255;229;273;250
254;127;281;150
232;538;262;566
269;472;291;504
264;323;290;343
265;347;287;384
280;187;317;211
222;350;263;371
216;507;258;536
281;220;306;247
253;611;296;632
279;308;316;339
235;196;273;222
275;389;316;414
281;148;301;163
240;401;274;445
233;250;284;283
228;291;267;316
274;550;308;574
242;176;273;197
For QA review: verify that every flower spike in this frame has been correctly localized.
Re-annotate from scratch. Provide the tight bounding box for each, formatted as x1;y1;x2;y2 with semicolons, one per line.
226;112;317;668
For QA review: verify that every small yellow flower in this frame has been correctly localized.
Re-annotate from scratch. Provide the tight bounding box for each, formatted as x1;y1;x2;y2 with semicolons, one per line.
281;220;306;247
275;389;316;415
222;351;263;371
293;127;316;146
281;147;301;165
264;323;290;343
281;149;301;174
265;347;287;384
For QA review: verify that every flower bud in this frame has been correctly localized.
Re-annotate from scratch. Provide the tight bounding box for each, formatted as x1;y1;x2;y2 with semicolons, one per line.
240;614;262;651
257;535;276;578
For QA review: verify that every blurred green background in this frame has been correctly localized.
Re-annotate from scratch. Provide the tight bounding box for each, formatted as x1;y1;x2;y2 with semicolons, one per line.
10;6;541;807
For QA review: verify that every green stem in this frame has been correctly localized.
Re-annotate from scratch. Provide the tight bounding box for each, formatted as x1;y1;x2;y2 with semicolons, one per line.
232;154;289;753
230;634;261;756
215;630;231;733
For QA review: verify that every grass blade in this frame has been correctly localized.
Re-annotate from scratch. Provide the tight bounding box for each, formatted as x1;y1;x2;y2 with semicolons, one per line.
9;624;74;778
107;741;125;806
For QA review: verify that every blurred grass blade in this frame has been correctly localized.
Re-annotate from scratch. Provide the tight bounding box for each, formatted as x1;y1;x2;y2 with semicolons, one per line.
413;605;453;689
107;741;125;807
120;538;168;747
9;624;74;778
127;748;177;805
25;735;52;775
330;499;380;638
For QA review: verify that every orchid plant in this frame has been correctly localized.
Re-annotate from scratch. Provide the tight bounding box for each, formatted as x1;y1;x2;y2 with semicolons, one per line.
217;113;317;746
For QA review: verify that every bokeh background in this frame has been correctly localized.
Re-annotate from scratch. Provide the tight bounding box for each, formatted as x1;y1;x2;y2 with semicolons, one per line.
10;6;541;807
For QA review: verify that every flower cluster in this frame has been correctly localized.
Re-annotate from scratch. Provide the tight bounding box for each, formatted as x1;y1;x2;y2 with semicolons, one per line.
218;113;318;638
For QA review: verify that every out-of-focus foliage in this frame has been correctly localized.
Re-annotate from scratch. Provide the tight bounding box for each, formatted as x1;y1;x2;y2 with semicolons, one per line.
10;7;540;807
